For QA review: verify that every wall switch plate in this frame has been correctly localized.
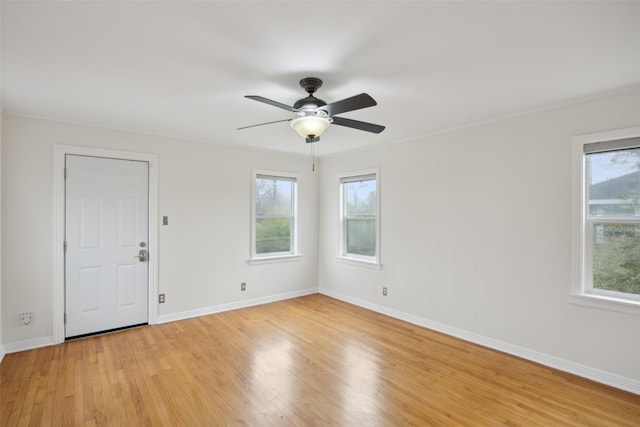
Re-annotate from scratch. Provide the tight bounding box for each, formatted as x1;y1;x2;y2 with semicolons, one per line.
382;287;388;296
241;282;246;291
159;294;165;303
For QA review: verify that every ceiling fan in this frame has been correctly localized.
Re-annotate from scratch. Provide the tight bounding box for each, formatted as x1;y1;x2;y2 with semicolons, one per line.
238;77;385;143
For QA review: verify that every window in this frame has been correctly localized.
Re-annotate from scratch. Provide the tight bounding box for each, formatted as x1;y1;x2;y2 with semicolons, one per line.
339;170;380;266
572;128;640;313
251;171;299;260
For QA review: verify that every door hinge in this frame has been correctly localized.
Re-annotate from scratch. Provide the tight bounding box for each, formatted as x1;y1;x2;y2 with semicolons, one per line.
64;313;67;324
64;168;67;180
64;241;67;252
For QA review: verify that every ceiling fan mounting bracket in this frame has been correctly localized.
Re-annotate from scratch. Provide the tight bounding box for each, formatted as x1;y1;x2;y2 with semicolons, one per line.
299;77;323;95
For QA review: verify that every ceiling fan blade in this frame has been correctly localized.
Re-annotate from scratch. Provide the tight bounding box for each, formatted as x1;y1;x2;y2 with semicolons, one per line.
320;93;377;116
332;116;385;134
237;118;292;130
245;95;299;112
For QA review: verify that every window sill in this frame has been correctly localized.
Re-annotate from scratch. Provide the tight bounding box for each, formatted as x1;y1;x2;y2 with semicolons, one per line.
335;256;382;270
248;254;302;265
567;292;640;316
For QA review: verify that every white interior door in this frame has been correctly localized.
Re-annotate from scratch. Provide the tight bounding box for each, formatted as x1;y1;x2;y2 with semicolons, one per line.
65;155;149;338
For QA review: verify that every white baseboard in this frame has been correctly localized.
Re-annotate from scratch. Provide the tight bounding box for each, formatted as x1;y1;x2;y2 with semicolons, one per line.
1;289;318;354
319;287;640;396
5;287;638;395
3;336;57;354
157;287;318;324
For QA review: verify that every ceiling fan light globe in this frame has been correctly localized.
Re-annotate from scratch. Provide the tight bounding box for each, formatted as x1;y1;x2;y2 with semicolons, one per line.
291;116;330;139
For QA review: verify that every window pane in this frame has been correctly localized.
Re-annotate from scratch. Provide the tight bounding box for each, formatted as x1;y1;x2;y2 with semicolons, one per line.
256;218;291;254
592;223;640;295
346;218;376;256
587;148;640;217
345;179;376;216
256;178;293;216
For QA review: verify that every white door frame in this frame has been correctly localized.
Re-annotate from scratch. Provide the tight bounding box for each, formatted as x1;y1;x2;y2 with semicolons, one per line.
52;144;159;344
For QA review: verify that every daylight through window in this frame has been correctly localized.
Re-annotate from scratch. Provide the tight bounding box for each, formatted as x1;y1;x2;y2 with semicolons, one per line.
340;171;379;264
253;172;297;258
583;137;640;301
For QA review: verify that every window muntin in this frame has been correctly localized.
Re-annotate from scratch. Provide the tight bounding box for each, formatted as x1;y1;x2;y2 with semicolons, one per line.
340;171;379;263
583;140;640;301
253;172;297;258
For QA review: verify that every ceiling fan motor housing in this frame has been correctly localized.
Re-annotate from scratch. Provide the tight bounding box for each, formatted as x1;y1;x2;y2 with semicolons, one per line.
293;96;327;111
294;77;327;111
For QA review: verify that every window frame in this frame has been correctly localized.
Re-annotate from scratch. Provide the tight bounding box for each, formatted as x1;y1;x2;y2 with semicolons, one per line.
337;168;381;268
570;127;640;315
250;169;301;263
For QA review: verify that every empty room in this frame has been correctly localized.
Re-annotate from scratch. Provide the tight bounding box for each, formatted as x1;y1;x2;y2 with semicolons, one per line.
1;1;640;425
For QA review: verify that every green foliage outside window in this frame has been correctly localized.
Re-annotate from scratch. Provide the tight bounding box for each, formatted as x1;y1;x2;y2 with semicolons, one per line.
592;223;640;295
344;178;377;257
256;218;291;254
255;175;294;255
587;149;640;296
346;219;376;256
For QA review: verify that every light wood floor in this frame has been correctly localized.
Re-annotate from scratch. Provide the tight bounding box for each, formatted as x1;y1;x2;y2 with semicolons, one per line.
2;294;639;426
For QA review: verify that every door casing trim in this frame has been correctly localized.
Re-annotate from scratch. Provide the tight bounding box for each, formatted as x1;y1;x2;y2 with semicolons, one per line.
53;145;159;344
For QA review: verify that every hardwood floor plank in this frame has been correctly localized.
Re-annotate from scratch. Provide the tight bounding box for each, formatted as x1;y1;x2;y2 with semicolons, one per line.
2;294;639;426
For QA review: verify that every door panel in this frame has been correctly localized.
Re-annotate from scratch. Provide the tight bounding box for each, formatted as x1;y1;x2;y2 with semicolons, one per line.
117;264;137;306
80;267;101;311
80;195;101;248
65;155;149;338
118;197;138;246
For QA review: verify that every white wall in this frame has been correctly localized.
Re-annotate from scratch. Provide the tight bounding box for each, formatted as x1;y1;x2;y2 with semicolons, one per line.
318;88;640;392
0;104;4;363
1;114;318;347
0;2;5;363
3;88;640;392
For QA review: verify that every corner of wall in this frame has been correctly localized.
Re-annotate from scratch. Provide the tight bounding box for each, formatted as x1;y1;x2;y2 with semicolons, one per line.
0;109;3;365
1;1;5;362
0;109;4;364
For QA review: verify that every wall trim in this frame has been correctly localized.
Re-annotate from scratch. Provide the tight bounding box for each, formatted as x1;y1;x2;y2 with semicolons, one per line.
321;85;640;160
4;336;57;354
2;111;314;160
157;287;317;324
319;287;640;396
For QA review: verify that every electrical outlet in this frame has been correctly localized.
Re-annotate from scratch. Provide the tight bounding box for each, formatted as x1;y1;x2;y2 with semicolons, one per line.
382;287;388;296
241;282;246;291
20;312;33;325
159;293;165;303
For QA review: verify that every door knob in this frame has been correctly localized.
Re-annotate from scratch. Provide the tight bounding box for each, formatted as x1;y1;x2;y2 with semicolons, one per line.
135;249;148;262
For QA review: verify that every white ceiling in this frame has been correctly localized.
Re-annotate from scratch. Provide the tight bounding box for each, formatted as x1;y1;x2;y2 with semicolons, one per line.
2;1;640;157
